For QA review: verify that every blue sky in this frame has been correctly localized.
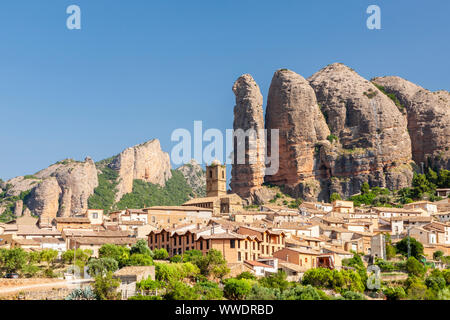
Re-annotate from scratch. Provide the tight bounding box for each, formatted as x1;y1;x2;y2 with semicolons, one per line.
0;0;448;181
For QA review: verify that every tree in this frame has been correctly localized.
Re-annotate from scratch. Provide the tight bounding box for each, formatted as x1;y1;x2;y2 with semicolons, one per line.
259;270;289;291
62;249;92;265
330;193;342;202
130;240;152;257
433;250;444;261
361;182;370;195
0;248;27;273
223;278;253;300
190;249;229;278
40;249;58;267
236;271;256;280
153;248;169;260
98;244;130;266
395;237;424;259
125;254;153;266
93;271;121;300
405;257;425;277
87;258;119;277
386;244;396;260
164;281;199;300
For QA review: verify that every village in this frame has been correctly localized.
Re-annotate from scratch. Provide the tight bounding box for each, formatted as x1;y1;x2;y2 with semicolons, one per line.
1;161;449;300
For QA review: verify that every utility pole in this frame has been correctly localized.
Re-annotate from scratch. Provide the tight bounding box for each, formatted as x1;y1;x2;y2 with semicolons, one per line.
407;228;411;259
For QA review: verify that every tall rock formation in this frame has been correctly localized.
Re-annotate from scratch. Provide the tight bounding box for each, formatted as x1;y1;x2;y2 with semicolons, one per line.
230;74;266;199
265;69;330;199
372;76;450;170
177;159;206;197
34;157;98;216
109;139;172;201
26;177;62;222
308;63;414;198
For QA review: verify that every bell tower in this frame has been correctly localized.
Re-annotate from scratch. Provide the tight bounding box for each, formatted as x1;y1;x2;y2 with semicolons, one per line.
206;160;227;197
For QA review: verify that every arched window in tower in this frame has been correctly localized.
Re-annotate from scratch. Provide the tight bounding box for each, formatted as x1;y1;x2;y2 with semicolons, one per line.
222;170;224;179
209;170;212;178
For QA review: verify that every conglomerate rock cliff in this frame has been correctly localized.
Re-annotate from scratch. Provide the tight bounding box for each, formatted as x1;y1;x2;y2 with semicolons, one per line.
176;159;206;197
230;74;266;200
33;157;99;217
306;63;414;199
264;69;331;200
109;139;172;201
372;76;450;170
230;63;437;202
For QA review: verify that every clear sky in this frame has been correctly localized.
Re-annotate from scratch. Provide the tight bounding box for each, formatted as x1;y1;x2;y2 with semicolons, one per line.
0;0;448;181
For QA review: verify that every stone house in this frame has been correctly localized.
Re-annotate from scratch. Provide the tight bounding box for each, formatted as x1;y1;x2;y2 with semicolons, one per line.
114;266;155;299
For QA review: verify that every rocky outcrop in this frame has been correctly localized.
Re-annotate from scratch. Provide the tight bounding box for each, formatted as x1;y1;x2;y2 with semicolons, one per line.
26;177;61;221
230;74;266;199
3;176;41;197
34;157;98;216
264;69;330;199
14;200;23;216
109;139;172;201
301;63;414;199
176;160;206;197
372;76;450;170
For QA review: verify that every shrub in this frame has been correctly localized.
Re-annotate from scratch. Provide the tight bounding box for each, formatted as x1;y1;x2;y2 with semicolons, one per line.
330;193;342;202
128;295;162;300
193;281;223;300
341;291;366;300
280;284;325;300
405;257;425;277
223;278;253;300
383;286;406;300
258;270;289;291
153;248;169;260
93;271;121;300
170;255;183;263
236;271;256;280
246;285;280;300
65;288;97;300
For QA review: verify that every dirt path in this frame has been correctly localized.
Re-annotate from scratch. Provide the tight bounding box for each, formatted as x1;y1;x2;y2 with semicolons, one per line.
0;279;93;296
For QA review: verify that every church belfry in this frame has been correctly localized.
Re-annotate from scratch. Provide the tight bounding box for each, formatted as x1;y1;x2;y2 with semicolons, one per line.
206;160;227;197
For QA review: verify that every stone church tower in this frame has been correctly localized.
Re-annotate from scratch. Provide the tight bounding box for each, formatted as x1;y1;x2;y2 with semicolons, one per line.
206;160;227;197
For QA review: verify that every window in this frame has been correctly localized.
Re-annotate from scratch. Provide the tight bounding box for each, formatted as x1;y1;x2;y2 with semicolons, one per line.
192;234;195;243
209;170;212;178
178;237;181;245
92;212;98;219
200;241;203;250
206;240;210;250
238;252;241;261
166;233;169;242
230;240;235;248
149;235;153;244
253;242;255;250
238;240;240;249
245;241;248;249
222;170;224;179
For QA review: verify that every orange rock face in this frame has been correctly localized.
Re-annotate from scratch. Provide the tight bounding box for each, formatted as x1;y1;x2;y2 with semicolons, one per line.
372;76;450;170
264;69;330;196
230;74;266;199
